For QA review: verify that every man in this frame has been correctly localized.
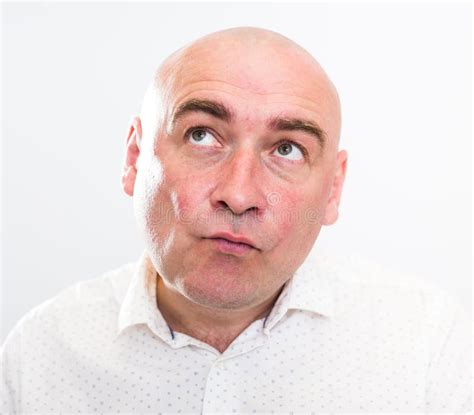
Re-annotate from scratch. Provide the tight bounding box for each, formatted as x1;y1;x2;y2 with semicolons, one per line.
1;27;471;413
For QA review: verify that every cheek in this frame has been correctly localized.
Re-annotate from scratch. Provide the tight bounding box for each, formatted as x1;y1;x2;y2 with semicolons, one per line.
133;158;168;237
266;189;326;265
167;176;212;228
272;191;323;234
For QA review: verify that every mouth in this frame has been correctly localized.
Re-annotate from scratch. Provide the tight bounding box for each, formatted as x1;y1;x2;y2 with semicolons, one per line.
205;232;258;256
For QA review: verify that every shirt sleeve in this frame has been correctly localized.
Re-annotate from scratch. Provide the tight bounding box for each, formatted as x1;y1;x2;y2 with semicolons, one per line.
424;289;472;413
1;323;23;414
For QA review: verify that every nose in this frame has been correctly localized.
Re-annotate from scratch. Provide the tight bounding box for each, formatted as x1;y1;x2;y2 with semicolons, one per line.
210;149;266;217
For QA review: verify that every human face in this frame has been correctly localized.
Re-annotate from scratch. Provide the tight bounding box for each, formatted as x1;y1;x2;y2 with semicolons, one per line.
124;37;347;310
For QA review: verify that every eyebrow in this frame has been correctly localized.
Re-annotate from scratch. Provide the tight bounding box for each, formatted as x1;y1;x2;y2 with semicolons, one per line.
268;117;326;149
171;99;233;125
171;98;326;148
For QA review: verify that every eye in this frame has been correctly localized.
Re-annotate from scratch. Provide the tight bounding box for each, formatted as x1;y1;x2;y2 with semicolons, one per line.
187;128;219;147
273;141;304;161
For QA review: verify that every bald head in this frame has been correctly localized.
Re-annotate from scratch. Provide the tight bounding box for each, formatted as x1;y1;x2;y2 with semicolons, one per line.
124;28;348;313
158;27;336;88
140;27;341;152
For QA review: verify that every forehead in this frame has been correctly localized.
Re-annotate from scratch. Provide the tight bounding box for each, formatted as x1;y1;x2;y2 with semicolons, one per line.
169;82;328;127
157;41;340;141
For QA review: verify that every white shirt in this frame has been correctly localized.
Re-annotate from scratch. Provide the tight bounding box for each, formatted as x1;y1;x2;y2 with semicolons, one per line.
1;251;471;414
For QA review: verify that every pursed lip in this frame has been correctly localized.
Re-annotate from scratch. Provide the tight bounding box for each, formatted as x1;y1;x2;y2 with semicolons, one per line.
206;232;258;250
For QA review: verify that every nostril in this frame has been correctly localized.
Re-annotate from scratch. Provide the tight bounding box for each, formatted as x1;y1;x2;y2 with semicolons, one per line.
216;201;257;217
216;200;231;212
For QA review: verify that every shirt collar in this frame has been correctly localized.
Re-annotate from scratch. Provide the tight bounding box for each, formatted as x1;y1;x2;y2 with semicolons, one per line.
289;251;335;316
116;251;173;341
116;249;335;340
262;250;335;332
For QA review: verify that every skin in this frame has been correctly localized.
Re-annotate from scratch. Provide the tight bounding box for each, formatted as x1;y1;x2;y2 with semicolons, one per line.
121;27;347;353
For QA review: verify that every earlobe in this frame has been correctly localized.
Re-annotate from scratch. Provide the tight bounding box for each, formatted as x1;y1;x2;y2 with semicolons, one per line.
122;166;137;197
121;117;143;197
322;150;348;226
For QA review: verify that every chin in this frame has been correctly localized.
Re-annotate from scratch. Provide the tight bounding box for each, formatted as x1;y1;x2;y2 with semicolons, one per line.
179;273;259;310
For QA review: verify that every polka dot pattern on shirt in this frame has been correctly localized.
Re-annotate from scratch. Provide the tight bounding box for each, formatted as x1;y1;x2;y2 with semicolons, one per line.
1;252;471;413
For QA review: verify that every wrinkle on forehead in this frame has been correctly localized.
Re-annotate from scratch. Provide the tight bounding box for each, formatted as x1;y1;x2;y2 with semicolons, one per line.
141;27;341;149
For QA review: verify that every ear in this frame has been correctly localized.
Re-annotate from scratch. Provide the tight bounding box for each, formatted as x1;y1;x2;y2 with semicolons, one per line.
121;116;142;197
322;150;348;226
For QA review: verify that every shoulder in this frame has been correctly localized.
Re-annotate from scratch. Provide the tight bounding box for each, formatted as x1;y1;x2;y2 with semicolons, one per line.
307;253;467;327
1;262;136;349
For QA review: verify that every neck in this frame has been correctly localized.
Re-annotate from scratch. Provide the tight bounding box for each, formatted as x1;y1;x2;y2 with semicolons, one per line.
155;277;282;353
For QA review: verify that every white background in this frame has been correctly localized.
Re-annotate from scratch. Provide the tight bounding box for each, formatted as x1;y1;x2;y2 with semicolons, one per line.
1;2;471;342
